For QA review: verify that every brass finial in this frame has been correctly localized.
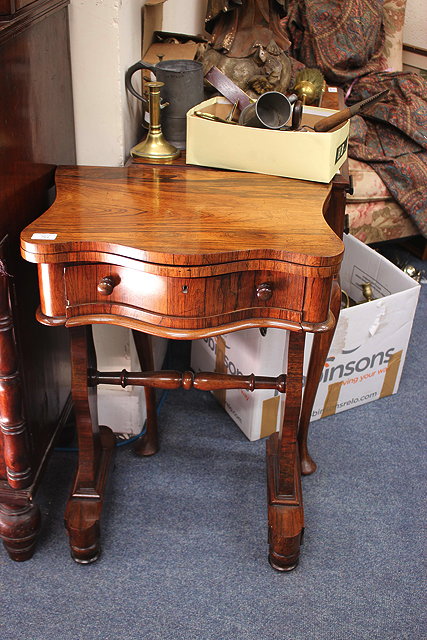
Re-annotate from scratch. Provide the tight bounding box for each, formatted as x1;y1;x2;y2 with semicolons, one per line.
360;282;374;302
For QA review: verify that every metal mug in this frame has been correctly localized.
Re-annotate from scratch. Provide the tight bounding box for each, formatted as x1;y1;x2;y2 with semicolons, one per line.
239;92;297;129
125;59;204;149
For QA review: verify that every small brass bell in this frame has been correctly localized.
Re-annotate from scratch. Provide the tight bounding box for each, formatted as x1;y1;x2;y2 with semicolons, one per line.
131;81;180;163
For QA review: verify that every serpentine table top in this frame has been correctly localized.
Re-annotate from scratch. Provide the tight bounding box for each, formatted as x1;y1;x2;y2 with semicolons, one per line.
21;164;343;268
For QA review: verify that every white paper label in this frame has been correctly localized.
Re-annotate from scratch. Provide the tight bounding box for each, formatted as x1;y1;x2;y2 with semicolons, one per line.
328;87;338;92
31;233;57;240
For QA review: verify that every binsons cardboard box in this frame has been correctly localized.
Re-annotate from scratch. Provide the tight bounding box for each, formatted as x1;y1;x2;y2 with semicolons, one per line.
191;328;288;441
191;234;420;439
305;234;421;421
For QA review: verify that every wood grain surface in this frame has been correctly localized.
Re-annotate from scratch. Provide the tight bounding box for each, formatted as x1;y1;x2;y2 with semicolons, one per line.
21;165;343;268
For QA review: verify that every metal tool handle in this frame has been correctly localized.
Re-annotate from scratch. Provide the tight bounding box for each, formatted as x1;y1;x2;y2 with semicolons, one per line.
313;107;352;132
314;89;389;132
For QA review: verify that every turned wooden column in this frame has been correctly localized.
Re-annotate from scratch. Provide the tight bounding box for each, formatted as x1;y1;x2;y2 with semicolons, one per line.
0;502;41;562
0;250;41;561
0;262;32;490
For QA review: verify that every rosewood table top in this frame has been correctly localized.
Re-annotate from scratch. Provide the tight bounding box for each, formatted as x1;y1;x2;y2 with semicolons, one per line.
21;164;343;269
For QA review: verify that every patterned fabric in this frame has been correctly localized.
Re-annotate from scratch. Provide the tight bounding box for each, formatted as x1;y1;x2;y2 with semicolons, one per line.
285;0;387;86
347;199;418;243
347;72;427;237
347;159;392;202
285;0;427;238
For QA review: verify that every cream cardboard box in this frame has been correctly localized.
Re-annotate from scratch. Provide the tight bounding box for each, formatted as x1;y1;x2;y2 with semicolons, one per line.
191;328;289;441
186;97;350;183
305;234;421;421
191;235;420;440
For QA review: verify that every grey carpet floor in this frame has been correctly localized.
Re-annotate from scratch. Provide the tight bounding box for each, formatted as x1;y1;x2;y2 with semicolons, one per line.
1;251;425;640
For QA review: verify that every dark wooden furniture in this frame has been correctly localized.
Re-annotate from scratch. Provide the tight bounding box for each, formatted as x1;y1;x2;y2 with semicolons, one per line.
20;161;347;570
0;0;75;560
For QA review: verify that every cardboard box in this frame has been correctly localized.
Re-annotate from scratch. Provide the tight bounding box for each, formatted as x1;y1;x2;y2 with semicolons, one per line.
305;234;421;421
191;235;420;439
143;34;204;69
142;0;167;58
142;1;205;71
191;329;288;441
94;327;168;436
186;96;350;183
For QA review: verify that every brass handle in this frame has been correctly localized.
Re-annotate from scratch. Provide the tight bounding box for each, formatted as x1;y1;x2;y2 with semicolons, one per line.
97;276;115;296
256;282;273;301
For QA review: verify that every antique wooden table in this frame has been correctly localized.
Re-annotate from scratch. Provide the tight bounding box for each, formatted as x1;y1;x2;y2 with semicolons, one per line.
20;162;346;570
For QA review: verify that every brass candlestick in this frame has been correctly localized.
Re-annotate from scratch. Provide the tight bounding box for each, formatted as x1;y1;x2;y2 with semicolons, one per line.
131;81;180;162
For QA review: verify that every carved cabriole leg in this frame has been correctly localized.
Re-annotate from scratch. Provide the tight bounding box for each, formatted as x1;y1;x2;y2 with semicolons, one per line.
298;279;341;475
131;330;159;457
0;501;41;561
65;325;115;564
267;330;305;571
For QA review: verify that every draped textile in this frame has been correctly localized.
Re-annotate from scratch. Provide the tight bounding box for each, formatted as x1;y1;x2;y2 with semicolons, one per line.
285;0;427;237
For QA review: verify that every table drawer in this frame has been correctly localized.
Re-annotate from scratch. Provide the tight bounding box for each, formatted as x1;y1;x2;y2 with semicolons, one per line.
64;264;305;321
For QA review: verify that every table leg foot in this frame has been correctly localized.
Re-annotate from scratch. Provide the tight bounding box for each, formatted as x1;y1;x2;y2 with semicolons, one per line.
65;424;115;564
300;453;317;476
266;434;304;572
134;433;158;457
268;531;302;572
267;510;304;571
0;502;41;561
65;498;101;564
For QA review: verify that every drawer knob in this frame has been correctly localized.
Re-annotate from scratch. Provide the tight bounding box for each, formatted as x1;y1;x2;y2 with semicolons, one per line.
97;276;115;296
256;282;273;301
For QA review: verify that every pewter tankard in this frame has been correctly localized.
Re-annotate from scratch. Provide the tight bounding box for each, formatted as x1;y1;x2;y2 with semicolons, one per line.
125;59;204;149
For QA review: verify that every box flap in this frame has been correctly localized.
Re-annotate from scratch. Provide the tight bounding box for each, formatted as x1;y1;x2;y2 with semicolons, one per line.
341;234;420;302
142;0;167;57
143;40;201;65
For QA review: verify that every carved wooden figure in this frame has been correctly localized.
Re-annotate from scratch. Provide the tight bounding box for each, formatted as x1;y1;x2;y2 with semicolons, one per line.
199;0;293;96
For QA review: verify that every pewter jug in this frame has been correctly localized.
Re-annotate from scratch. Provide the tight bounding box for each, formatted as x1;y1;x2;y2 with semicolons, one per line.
125;59;204;149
